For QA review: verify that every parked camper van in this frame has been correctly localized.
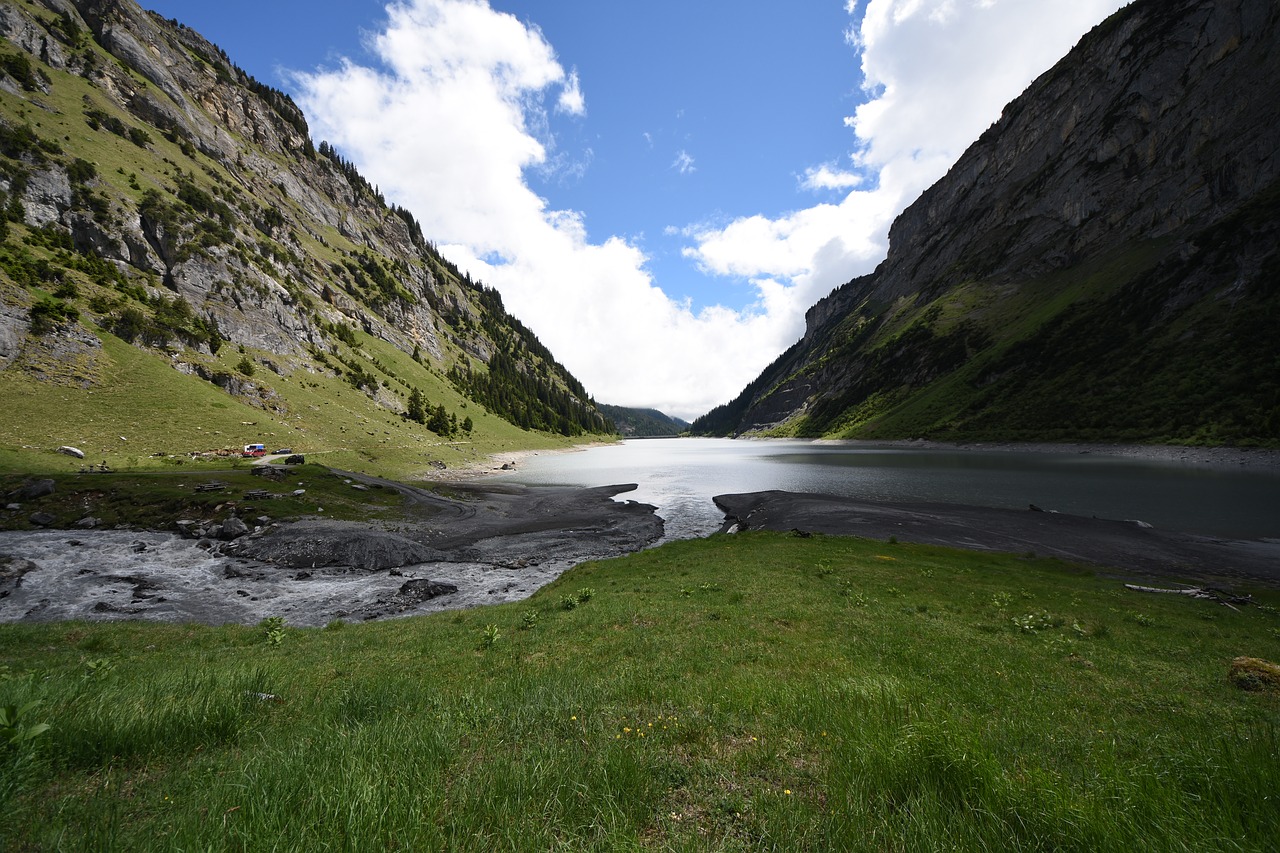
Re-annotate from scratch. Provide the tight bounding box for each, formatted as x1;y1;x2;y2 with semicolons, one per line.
242;443;266;457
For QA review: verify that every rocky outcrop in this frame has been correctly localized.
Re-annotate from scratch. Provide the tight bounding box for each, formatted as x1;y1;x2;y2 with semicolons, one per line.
695;0;1280;444
0;0;609;441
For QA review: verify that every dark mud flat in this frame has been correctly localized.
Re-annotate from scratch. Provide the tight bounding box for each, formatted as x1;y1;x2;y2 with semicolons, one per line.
714;491;1280;588
225;474;663;571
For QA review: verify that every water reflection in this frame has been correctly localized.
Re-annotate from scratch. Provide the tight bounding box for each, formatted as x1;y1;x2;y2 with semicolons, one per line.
492;439;1280;541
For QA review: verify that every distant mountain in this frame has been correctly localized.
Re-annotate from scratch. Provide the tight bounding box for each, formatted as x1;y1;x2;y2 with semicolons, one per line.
0;0;611;474
693;0;1279;447
598;404;687;437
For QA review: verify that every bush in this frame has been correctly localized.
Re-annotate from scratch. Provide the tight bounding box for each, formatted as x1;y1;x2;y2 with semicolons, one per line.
28;297;77;335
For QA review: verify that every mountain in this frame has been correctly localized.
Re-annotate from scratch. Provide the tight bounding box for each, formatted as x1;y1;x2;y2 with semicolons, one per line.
597;404;688;438
0;0;613;476
692;0;1280;447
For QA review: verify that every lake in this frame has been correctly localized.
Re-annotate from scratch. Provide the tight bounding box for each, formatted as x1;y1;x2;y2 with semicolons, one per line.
490;438;1280;542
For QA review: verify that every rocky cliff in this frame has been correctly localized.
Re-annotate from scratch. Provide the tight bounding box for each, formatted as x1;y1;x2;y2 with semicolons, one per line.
0;0;611;473
693;0;1280;446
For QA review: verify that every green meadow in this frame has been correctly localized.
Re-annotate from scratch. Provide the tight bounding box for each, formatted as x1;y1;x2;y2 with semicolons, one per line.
2;532;1278;850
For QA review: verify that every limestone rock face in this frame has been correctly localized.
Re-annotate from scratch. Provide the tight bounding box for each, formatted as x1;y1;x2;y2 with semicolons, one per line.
696;0;1280;442
0;0;607;439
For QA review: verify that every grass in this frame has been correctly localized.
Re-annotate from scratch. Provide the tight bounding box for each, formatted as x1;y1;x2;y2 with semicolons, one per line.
2;532;1278;850
0;462;432;529
0;318;587;481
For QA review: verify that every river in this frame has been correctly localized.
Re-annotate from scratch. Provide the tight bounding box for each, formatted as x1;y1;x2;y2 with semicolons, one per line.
489;438;1280;542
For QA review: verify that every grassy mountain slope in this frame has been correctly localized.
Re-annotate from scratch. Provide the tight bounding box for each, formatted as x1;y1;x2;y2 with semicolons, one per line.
0;0;612;478
693;0;1280;447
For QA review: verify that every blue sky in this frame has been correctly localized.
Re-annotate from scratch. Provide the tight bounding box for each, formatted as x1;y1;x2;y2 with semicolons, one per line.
142;0;1125;419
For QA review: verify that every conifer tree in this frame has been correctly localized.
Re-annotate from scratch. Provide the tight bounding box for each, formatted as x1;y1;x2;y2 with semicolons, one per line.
407;387;427;424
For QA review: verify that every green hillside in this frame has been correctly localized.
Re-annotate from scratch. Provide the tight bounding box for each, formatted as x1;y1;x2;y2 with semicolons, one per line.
0;0;612;479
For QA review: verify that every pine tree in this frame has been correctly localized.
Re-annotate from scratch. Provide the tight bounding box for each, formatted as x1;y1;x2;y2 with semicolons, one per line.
407;387;427;424
428;404;450;435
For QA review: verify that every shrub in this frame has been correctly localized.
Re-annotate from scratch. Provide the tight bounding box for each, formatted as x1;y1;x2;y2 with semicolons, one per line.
28;297;77;335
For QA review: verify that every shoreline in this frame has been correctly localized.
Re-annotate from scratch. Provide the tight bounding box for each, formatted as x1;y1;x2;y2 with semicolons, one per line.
425;440;614;482
436;435;1280;484
714;490;1280;589
807;437;1280;472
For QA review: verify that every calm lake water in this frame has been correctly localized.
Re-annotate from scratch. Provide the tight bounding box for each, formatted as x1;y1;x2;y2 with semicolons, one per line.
491;438;1280;542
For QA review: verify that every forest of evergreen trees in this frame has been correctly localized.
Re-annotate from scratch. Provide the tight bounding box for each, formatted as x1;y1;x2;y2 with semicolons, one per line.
448;350;611;437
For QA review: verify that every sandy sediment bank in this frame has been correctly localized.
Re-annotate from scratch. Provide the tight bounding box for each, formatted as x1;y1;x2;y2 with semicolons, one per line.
425;440;617;482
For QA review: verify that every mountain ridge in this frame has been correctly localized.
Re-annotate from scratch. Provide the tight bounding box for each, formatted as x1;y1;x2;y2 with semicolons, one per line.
0;0;613;476
693;0;1280;447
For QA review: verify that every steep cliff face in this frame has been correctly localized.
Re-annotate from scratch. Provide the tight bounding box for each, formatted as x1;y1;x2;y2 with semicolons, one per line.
694;0;1280;446
0;0;610;470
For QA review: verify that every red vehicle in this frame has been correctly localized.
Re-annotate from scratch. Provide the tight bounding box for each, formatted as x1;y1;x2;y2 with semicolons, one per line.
242;443;266;457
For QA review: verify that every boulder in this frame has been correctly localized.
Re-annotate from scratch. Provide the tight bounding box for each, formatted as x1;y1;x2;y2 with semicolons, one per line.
218;517;250;541
28;512;56;527
57;445;85;459
398;579;459;601
15;479;55;500
0;555;38;595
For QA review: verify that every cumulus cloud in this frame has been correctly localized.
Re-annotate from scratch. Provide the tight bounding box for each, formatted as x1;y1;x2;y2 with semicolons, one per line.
292;0;1125;420
682;0;1129;332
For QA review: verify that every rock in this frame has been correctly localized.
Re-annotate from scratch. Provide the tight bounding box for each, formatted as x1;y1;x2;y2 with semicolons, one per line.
57;445;86;459
175;519;199;537
28;512;56;527
0;555;38;594
397;579;459;601
698;0;1280;442
15;479;55;500
1228;657;1280;693
0;296;29;371
131;541;147;552
218;517;250;540
5;503;20;511
221;520;440;571
74;516;99;529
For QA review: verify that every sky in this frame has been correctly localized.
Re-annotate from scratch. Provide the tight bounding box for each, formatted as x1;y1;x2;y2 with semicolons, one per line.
142;0;1127;420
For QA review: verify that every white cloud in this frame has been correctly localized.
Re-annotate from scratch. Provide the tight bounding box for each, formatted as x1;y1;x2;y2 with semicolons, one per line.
682;0;1128;335
800;162;863;192
293;0;1126;421
672;149;696;175
557;67;584;115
